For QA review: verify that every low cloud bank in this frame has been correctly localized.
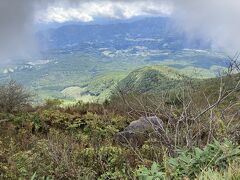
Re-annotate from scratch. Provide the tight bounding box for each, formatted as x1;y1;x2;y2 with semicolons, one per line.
173;0;240;54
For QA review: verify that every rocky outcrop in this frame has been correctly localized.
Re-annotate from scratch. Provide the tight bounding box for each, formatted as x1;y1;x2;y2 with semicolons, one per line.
114;116;163;147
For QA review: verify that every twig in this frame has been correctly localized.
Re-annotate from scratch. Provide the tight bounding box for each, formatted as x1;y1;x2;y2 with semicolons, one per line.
0;119;9;123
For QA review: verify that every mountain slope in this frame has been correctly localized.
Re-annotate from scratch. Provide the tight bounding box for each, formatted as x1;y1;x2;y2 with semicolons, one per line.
116;65;185;94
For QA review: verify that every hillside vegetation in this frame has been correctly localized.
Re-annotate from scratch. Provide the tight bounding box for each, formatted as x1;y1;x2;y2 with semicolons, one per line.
1;62;240;179
116;65;186;94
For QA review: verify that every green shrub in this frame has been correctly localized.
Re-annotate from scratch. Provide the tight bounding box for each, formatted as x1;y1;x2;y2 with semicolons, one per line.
137;162;165;180
69;100;89;114
76;145;132;179
137;140;240;179
44;99;63;109
10;140;54;179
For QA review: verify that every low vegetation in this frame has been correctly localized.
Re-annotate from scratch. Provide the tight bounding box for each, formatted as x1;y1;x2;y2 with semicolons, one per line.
0;61;240;179
0;80;32;113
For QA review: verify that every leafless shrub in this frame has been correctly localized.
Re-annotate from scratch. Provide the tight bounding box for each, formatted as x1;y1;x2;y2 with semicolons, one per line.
0;80;32;113
227;52;240;74
46;130;84;179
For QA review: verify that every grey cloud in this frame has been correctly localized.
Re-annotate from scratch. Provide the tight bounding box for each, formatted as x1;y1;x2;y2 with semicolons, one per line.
0;0;35;62
44;0;240;54
171;0;240;54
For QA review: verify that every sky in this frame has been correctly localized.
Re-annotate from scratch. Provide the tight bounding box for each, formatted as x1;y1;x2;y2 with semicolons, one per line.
0;0;240;61
36;1;173;23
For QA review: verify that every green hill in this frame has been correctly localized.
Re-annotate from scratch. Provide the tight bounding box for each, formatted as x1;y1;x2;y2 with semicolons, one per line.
116;65;187;94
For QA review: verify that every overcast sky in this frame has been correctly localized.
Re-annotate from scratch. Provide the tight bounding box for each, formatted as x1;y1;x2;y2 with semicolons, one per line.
36;1;173;23
1;0;240;61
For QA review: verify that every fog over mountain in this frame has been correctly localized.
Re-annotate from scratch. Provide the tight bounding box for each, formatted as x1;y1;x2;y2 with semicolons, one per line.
0;0;36;62
173;0;240;53
0;0;240;61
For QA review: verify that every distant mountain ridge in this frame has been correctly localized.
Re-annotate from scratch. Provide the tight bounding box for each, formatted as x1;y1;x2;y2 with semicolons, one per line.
37;17;210;52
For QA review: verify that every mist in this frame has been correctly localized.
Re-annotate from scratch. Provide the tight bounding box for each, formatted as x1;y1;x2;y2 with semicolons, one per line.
0;0;36;63
172;0;240;54
0;0;240;63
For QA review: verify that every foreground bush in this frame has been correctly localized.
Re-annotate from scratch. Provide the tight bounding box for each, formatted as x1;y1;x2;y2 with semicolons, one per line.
0;80;32;113
0;71;240;179
137;140;240;179
2;108;240;179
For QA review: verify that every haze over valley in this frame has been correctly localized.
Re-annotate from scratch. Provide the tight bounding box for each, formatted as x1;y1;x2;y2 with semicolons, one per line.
0;17;228;102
